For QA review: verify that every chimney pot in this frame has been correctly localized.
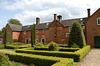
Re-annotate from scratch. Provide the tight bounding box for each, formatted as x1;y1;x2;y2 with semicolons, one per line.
36;17;40;25
57;15;62;22
87;8;90;17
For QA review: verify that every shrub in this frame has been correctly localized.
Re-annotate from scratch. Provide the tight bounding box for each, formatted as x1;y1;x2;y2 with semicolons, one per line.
68;21;86;48
13;39;18;43
0;51;73;66
0;53;12;66
71;43;79;48
35;42;44;47
48;42;58;51
31;24;36;47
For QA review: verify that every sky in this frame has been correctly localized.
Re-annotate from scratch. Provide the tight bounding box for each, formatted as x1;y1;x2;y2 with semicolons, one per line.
0;0;100;30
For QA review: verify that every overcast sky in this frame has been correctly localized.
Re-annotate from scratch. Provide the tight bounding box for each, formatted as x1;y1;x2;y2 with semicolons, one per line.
0;0;100;30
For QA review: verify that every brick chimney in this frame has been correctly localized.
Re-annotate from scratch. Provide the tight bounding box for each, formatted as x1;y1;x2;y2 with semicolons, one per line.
36;17;40;25
87;8;90;17
54;14;57;21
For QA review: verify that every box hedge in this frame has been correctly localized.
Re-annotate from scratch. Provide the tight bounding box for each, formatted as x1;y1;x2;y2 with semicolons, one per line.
6;45;30;49
34;47;80;52
16;45;90;62
0;51;73;66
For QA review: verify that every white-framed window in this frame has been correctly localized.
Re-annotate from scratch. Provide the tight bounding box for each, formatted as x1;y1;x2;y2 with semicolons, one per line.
82;26;85;29
69;27;72;32
36;39;38;43
97;18;100;25
43;29;46;32
66;33;70;37
24;31;26;35
36;30;38;33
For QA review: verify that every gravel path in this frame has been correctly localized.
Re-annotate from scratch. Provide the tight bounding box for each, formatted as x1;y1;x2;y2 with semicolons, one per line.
0;50;15;52
79;49;100;66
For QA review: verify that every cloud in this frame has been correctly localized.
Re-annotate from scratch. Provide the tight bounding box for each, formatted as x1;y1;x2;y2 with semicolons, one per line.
14;7;85;25
0;0;99;11
1;0;100;25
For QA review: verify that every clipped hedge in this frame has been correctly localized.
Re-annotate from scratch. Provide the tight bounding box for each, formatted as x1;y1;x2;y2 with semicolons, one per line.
6;45;29;49
34;47;80;52
0;51;73;66
75;45;90;61
0;44;4;49
16;45;90;62
58;44;68;47
59;48;80;52
34;47;48;51
16;49;79;61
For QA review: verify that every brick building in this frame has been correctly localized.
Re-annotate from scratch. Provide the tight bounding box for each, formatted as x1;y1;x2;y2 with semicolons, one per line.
5;8;100;48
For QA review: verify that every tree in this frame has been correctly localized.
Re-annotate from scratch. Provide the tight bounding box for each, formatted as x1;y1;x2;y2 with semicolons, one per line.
3;28;7;48
7;33;13;44
68;21;86;48
8;19;22;26
31;24;36;47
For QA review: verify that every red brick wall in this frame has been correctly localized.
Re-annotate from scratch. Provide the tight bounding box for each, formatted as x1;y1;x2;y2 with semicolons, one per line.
12;31;20;40
86;9;100;48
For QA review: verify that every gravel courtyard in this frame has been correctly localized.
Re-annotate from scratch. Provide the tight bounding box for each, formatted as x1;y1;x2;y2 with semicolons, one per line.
79;49;100;66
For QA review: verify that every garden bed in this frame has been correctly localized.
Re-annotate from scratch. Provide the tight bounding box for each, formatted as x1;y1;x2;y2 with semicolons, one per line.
16;45;90;62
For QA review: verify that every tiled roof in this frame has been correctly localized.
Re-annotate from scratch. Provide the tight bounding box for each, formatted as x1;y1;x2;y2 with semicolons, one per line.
8;23;22;31
8;17;87;31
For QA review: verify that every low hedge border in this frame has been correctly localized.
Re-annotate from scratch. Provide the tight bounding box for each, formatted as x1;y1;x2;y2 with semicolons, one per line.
75;45;90;61
16;45;90;62
34;47;80;52
59;48;80;52
6;45;29;49
0;51;73;66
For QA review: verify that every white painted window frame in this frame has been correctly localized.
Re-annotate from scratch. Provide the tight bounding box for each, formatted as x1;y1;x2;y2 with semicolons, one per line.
36;39;39;43
43;30;46;32
24;31;26;35
66;33;70;37
36;30;38;33
82;26;85;29
69;27;72;32
97;18;100;25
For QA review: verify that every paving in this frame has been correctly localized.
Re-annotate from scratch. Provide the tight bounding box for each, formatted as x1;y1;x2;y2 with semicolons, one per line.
79;49;100;66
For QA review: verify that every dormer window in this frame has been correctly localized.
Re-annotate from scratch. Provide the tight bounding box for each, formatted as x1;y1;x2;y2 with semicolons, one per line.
24;31;26;35
97;18;100;25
